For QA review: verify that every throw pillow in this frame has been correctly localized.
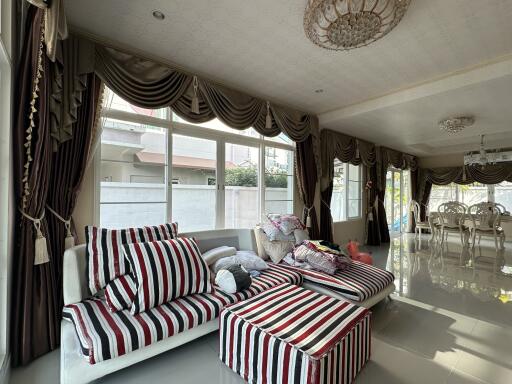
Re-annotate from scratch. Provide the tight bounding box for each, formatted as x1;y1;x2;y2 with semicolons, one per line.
262;222;296;242
105;273;136;312
85;222;178;294
212;250;269;274
215;265;252;294
256;228;294;264
201;246;237;266
124;237;212;314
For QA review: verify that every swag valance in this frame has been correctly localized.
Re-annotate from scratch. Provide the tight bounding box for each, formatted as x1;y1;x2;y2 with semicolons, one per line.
320;129;376;190
425;164;512;185
50;37;319;150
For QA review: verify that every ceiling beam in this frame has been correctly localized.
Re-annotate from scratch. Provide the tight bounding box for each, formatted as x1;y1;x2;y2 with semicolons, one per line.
319;54;512;125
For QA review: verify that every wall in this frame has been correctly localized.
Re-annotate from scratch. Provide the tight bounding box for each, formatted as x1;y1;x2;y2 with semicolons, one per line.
418;153;463;168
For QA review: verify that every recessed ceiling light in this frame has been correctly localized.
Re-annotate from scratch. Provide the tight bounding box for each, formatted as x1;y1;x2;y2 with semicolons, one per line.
315;89;324;94
152;10;165;20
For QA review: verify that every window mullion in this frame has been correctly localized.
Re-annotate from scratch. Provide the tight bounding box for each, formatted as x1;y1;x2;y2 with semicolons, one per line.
345;163;349;220
166;127;172;223
216;139;225;229
260;143;265;221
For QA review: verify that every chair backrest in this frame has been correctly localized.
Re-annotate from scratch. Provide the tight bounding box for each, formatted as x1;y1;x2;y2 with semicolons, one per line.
410;200;421;223
438;201;466;227
494;202;509;215
468;202;501;230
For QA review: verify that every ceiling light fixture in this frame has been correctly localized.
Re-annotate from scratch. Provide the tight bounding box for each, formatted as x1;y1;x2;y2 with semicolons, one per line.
152;10;165;20
315;89;324;93
304;0;411;51
438;116;474;133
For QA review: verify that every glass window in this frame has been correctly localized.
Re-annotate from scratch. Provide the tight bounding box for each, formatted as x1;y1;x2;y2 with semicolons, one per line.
495;181;512;212
331;161;362;222
172;135;217;231
173;114;259;138
264;147;294;215
98;87;295;230
99;118;167;228
460;182;488;206
428;183;457;213
105;88;169;119
225;143;260;228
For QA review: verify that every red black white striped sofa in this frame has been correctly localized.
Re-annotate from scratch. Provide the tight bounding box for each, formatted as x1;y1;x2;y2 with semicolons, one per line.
253;229;395;308
61;229;302;384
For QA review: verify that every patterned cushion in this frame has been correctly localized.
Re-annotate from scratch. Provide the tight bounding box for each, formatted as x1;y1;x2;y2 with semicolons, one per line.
124;238;213;314
85;223;178;294
105;274;136;312
62;263;303;364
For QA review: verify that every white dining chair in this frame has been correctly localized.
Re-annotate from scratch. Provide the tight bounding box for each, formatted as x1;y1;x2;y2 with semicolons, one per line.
468;202;505;252
438;201;469;247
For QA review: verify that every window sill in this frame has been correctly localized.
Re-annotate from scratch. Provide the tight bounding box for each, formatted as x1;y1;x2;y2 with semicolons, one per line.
333;217;363;223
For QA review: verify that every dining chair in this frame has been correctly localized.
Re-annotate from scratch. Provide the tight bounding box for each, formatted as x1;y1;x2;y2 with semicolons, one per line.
495;202;510;215
411;200;431;239
437;201;469;247
468;202;505;252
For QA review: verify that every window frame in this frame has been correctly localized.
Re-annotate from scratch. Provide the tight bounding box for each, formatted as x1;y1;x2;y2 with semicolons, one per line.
94;100;295;230
331;160;363;223
428;182;502;213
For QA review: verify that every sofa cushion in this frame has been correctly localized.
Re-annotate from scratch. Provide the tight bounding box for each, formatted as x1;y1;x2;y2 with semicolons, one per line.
105;274;136;312
281;260;395;302
124;238;213;314
62;263;303;364
85;223;178;294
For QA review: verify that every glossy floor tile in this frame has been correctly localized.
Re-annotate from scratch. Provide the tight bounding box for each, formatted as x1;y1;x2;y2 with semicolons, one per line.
10;234;512;384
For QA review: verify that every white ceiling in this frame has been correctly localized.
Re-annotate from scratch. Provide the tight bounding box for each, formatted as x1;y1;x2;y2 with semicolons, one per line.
65;0;512;156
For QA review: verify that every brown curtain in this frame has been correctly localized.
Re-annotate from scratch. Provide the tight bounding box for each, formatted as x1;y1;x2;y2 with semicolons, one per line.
90;44;318;144
319;129;378;243
295;135;320;239
320;183;334;242
11;7;59;366
366;165;381;245
425;164;512;185
407;168;418;233
46;73;101;314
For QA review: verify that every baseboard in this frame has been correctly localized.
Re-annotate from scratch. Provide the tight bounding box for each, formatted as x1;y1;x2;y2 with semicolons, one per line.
0;353;11;383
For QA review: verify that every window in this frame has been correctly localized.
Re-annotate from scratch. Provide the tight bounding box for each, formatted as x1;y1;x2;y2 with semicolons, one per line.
97;88;295;230
330;160;362;222
428;182;510;212
264;147;294;215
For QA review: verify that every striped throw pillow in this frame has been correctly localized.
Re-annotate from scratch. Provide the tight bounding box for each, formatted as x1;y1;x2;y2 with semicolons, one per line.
105;274;137;312
85;223;178;294
123;238;213;314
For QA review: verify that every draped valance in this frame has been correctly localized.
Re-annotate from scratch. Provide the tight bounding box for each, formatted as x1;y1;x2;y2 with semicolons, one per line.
425;164;512;185
320;129;376;190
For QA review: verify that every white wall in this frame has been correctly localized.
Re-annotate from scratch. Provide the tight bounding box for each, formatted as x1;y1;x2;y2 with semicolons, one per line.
0;0;14;372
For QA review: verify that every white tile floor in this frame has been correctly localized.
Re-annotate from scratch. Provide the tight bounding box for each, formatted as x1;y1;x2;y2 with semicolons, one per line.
10;234;512;384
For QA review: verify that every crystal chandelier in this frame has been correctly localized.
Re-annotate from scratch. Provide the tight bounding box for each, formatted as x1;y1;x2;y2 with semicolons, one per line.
438;116;475;133
464;135;498;167
303;0;411;51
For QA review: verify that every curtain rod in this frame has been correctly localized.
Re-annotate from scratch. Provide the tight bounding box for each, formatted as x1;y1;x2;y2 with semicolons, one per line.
68;26;316;116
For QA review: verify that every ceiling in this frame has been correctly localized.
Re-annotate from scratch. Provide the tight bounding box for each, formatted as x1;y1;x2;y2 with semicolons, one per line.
65;0;512;156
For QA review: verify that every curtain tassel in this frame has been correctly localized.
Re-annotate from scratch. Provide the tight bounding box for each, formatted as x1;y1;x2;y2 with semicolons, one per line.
265;101;272;129
19;208;49;265
191;76;200;114
304;205;313;228
47;205;75;250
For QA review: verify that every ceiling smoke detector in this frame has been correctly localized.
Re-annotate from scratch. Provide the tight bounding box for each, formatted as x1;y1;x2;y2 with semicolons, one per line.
152;10;165;21
438;116;475;133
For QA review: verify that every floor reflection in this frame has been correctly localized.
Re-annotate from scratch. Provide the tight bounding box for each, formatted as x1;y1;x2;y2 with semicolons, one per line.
374;234;512;327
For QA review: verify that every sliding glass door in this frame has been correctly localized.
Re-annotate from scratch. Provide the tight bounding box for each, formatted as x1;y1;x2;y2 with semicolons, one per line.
385;169;410;233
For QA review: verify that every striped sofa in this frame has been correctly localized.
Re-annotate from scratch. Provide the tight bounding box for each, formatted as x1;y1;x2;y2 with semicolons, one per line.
61;229;302;384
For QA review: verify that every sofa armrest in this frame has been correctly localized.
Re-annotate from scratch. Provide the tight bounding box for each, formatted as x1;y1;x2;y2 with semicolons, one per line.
63;244;89;305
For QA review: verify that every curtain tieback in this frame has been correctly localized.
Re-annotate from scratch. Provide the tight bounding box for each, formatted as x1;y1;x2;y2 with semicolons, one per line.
18;208;49;265
191;76;200;114
46;205;75;250
303;205;315;228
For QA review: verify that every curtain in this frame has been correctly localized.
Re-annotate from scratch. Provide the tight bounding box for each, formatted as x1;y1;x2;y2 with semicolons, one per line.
46;73;101;317
295;135;320;239
366;165;381;245
407;168;418;232
11;7;58;366
425;164;512;185
319;129;377;243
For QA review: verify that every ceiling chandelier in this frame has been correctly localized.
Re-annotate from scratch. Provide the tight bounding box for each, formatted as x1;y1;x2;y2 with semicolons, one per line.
438;116;475;133
303;0;411;51
464;135;499;167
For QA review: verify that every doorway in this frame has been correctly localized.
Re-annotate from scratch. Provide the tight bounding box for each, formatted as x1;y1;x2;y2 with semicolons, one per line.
385;168;410;233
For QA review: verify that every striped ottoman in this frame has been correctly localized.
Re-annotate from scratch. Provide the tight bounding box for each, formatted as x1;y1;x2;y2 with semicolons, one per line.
219;283;371;384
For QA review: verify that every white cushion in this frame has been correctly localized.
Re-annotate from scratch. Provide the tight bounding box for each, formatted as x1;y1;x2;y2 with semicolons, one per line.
201;246;237;266
255;228;294;264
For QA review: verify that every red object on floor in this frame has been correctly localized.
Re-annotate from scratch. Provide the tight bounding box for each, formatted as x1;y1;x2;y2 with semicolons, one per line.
346;240;373;265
